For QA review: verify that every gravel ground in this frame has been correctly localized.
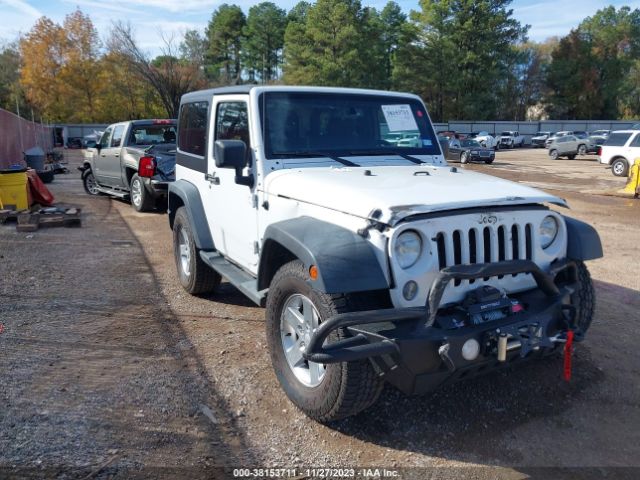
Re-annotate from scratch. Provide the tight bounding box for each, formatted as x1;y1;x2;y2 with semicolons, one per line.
1;148;639;479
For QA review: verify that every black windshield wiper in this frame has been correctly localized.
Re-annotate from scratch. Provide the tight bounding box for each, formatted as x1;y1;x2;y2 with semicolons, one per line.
346;149;425;165
272;151;359;167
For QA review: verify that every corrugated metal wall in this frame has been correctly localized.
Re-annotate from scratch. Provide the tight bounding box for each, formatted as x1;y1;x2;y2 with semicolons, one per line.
0;108;54;169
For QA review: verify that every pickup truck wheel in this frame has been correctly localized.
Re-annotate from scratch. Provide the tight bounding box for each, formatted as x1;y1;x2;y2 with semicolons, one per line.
173;207;221;294
571;261;595;336
82;169;100;196
611;158;629;177
130;174;155;212
266;260;383;422
578;144;587;155
549;149;559;160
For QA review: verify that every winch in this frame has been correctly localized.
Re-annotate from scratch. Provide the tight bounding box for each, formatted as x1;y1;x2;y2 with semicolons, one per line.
462;285;524;325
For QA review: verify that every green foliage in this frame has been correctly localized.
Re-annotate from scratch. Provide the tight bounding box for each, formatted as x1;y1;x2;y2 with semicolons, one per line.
282;0;387;88
242;2;287;82
205;4;246;84
546;6;640;119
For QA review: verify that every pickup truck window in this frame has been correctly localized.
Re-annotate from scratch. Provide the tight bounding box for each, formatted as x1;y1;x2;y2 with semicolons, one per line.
130;125;176;146
100;126;113;149
259;92;440;158
605;132;632;147
111;125;124;148
178;101;208;156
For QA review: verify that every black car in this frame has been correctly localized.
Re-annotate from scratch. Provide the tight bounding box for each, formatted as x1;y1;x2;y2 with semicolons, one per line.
447;138;495;164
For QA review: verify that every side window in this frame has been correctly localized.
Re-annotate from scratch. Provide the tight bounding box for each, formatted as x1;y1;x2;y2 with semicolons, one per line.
100;127;113;148
631;133;640;147
215;102;250;147
111;125;124;148
178;101;209;156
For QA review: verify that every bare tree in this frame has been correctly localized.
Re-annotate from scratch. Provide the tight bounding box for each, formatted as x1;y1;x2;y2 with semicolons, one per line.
108;22;204;118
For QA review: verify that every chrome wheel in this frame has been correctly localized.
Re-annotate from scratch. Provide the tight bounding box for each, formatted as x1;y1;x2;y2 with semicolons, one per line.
84;172;99;195
612;160;627;176
178;227;191;277
280;293;326;387
131;178;142;207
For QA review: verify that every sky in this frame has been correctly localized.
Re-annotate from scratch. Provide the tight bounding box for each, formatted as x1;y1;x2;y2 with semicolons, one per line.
1;0;639;54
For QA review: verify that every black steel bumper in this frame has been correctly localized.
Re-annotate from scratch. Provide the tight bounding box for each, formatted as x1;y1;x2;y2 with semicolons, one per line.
303;260;579;394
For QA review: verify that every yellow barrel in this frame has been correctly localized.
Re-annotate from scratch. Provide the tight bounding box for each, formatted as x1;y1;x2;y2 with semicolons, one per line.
0;171;29;210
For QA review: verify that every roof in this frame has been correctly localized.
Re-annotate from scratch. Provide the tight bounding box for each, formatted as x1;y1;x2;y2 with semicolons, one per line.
180;85;421;103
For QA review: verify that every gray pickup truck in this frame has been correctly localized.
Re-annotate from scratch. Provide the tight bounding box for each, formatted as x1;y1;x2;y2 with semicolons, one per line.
79;119;177;211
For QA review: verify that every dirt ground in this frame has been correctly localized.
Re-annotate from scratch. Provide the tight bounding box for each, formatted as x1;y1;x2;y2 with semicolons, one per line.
1;148;639;479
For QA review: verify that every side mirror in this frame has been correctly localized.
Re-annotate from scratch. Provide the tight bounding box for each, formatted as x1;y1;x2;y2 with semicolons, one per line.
214;139;253;187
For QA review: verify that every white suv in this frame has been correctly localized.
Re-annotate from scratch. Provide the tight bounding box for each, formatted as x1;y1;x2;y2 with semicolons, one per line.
598;130;640;176
169;86;602;422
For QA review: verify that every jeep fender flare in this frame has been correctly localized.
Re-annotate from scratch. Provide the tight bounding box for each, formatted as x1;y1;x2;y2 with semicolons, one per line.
259;217;390;294
168;179;215;250
563;216;603;261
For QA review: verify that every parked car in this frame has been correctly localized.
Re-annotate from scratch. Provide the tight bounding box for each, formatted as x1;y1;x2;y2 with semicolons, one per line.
498;131;524;148
589;130;610;145
545;131;573;148
531;131;554;148
468;131;497;150
169;85;601;422
598;130;640;177
573;132;597;154
547;135;591;160
447;137;495;164
79;119;177;211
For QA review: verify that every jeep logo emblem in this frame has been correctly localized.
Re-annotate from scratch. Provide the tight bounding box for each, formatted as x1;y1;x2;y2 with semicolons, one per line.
478;215;498;225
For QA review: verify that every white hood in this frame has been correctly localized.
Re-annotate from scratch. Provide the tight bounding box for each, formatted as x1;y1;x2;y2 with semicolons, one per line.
263;164;567;226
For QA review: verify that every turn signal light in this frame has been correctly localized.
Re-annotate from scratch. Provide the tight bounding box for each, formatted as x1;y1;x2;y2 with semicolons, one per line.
139;156;156;177
309;265;318;280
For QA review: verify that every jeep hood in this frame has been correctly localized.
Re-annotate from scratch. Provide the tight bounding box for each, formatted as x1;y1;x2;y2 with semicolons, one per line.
263;165;567;226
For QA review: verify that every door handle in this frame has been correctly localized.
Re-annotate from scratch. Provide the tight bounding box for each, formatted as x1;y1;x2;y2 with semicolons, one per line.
204;173;220;185
101;154;106;157
114;154;119;157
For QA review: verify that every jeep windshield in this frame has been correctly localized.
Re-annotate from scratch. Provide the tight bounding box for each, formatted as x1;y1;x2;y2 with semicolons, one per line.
259;92;441;159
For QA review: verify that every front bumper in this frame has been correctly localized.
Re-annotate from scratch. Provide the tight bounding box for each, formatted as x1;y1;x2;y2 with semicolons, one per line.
304;260;579;394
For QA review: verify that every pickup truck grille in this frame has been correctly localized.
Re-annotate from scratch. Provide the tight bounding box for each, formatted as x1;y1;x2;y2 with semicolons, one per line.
434;223;533;286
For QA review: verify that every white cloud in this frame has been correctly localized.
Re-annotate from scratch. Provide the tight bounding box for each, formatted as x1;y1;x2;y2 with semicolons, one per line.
0;0;42;18
61;0;142;15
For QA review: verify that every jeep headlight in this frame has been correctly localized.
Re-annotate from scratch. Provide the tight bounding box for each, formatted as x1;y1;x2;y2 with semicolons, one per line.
540;215;559;248
395;230;422;268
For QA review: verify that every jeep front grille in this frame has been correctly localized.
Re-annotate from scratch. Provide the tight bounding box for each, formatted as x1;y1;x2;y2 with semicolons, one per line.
435;223;533;286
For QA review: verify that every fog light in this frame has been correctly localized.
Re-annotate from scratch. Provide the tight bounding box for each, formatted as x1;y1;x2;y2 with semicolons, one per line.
402;281;418;300
461;338;480;361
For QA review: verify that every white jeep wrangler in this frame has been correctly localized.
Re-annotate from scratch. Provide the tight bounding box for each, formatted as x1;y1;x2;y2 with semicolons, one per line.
169;86;602;422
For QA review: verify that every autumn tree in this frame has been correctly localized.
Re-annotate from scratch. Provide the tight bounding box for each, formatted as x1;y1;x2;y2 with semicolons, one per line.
0;43;28;113
242;2;287;82
205;4;246;84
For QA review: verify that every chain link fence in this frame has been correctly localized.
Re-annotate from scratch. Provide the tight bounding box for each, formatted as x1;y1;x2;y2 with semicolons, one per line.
0;108;54;169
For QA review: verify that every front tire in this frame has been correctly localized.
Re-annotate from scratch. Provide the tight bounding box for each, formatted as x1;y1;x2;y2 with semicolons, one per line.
266;260;383;422
172;207;221;294
611;158;629;177
578;144;587;156
571;261;595;336
460;152;469;164
82;169;100;196
550;149;559;160
130;174;155;212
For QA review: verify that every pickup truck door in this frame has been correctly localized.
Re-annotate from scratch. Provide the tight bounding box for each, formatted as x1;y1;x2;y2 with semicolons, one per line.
93;126;113;184
448;139;461;160
203;95;259;272
95;124;125;186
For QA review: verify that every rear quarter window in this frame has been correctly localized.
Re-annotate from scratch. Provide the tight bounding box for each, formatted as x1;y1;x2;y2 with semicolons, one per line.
178;101;209;156
605;132;632;147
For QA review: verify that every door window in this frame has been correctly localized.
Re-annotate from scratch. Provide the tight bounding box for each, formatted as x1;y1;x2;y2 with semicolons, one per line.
630;133;640;147
215;102;251;163
178;101;209;156
111;125;124;147
100;127;113;148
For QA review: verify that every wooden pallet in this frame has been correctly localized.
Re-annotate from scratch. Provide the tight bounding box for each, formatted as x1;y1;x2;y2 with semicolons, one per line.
0;207;82;232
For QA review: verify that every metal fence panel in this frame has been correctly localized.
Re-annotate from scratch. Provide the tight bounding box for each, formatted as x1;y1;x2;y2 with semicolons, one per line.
0;108;53;169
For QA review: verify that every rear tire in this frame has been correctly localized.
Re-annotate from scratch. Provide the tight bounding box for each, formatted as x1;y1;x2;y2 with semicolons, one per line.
130;174;155;212
611;158;629;177
172;207;221;294
266;260;383;422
